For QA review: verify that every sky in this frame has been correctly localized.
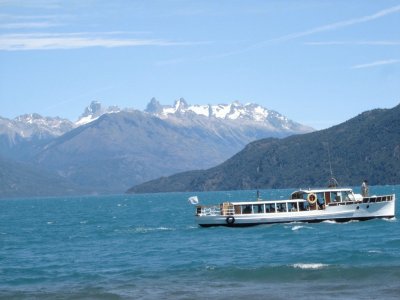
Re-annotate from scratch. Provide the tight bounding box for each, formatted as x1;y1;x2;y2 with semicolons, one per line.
0;0;399;129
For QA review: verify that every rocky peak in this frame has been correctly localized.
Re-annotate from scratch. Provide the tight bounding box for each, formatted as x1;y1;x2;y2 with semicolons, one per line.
83;101;103;117
174;98;188;111
145;98;163;114
76;101;120;126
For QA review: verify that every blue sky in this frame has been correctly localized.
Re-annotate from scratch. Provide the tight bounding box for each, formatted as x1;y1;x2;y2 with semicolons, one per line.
0;0;399;129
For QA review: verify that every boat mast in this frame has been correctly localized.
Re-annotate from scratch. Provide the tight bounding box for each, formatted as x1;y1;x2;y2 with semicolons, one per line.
326;142;339;187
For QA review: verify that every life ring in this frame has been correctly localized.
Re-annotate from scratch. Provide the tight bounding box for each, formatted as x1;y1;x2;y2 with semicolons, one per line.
226;216;235;225
307;193;317;205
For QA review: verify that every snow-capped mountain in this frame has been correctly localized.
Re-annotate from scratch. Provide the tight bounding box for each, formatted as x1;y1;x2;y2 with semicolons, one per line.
15;113;75;138
0;98;312;158
0;113;74;145
1;97;313;196
75;101;121;126
145;98;312;133
73;98;312;133
0;113;75;161
146;97;273;121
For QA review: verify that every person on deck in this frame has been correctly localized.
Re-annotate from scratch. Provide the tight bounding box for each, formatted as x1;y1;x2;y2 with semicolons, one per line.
361;180;369;197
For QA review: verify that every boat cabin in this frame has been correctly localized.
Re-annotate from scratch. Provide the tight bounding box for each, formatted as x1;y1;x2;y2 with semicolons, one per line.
291;188;363;207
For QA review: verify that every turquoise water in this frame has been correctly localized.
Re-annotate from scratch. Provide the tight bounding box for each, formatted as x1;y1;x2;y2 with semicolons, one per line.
1;185;399;299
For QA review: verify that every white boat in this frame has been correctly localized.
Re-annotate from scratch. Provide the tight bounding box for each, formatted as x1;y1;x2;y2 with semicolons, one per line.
195;185;395;227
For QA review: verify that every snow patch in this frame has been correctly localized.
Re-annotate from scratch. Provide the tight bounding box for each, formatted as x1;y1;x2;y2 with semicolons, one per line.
75;115;99;126
212;104;231;118
188;105;210;117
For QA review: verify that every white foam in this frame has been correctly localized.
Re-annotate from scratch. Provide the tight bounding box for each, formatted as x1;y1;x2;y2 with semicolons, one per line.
383;217;396;222
291;225;312;231
322;220;337;224
291;225;302;231
346;220;360;223
367;250;382;254
292;263;329;270
134;226;174;233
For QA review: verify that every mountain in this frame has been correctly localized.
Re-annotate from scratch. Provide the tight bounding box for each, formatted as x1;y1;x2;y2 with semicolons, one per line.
127;103;400;193
0;98;312;197
0;155;85;198
145;98;312;134
35;99;312;194
0;114;74;160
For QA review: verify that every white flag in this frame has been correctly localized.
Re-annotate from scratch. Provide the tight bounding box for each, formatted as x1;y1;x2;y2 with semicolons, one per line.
188;196;199;205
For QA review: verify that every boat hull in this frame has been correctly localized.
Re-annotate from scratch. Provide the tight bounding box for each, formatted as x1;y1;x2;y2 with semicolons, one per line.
196;200;395;227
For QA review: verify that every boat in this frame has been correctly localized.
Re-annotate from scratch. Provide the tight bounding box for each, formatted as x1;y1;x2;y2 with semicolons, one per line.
194;183;396;227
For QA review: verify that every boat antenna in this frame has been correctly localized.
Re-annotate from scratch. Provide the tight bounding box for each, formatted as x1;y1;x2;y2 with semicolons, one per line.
327;143;333;178
326;142;339;187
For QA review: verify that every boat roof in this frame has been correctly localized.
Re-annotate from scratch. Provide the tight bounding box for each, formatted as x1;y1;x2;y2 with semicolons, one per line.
226;199;307;205
293;187;354;194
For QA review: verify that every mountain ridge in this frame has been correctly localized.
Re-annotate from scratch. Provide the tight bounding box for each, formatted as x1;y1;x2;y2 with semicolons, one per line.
1;98;313;197
127;103;400;193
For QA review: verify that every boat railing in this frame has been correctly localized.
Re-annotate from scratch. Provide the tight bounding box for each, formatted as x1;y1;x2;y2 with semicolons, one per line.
196;205;221;216
196;203;235;216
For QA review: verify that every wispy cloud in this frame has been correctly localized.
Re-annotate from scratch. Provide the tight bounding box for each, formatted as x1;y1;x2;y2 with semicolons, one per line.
0;32;202;51
0;13;65;29
267;5;400;43
305;41;400;46
178;4;400;63
0;21;60;29
0;0;61;9
351;59;400;69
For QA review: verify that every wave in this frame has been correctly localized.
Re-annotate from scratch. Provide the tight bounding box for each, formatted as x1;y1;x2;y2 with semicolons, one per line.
132;226;175;234
291;263;329;270
367;250;382;254
322;219;360;224
198;264;400;283
322;220;336;224
291;225;313;231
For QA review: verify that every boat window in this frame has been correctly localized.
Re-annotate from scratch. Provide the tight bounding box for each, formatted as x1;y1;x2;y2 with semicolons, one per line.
299;201;308;211
242;205;252;214
277;203;287;212
289;202;299;212
316;193;324;202
342;191;352;201
331;192;341;202
265;203;275;213
316;193;325;206
253;204;264;214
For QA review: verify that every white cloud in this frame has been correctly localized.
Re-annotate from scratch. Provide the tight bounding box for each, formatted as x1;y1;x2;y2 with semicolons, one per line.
0;32;198;51
351;59;400;69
